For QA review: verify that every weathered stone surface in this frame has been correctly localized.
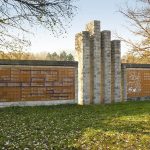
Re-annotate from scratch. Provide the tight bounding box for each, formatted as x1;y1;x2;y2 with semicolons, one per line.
101;30;112;103
0;60;78;67
111;40;121;102
86;20;101;104
75;20;123;105
75;31;91;105
0;100;76;107
121;65;127;101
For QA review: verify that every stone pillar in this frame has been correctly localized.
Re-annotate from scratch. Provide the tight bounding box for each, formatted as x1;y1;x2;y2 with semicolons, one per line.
74;67;78;104
111;40;121;102
101;30;112;103
75;31;91;105
121;65;127;101
86;20;101;104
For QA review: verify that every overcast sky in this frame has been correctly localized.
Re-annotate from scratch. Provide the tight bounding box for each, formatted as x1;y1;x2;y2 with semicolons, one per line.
27;0;138;56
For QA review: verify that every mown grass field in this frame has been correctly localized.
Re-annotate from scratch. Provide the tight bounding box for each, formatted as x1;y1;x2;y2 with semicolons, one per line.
0;101;150;149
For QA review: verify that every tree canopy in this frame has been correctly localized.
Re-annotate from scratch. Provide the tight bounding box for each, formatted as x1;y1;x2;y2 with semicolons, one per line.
46;51;74;61
120;0;150;63
0;0;76;52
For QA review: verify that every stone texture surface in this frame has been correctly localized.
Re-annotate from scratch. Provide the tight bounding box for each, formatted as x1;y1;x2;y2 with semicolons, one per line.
101;30;112;103
121;65;127;101
111;40;121;102
0;60;78;66
75;32;91;105
75;67;78;104
0;100;76;108
76;20;123;105
86;21;101;104
127;96;150;101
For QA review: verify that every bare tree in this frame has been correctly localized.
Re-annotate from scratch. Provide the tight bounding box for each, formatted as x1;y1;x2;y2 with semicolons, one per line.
119;0;150;62
0;0;76;52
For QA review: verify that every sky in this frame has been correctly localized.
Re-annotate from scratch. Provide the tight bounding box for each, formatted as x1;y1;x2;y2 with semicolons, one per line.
27;0;138;56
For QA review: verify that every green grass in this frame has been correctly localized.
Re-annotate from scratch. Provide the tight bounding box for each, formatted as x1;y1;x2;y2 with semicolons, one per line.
0;101;150;149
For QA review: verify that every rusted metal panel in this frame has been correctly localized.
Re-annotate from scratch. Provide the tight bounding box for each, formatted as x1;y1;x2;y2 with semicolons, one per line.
0;66;75;102
127;69;150;98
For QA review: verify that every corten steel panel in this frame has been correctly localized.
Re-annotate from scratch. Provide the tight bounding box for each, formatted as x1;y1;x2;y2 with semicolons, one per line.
0;68;11;81
0;66;75;102
127;69;150;97
0;87;21;101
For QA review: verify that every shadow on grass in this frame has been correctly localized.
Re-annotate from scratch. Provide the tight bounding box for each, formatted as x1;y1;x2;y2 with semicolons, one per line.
0;101;150;149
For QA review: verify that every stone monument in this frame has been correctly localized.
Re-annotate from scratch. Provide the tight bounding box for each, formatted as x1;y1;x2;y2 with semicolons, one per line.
75;20;122;104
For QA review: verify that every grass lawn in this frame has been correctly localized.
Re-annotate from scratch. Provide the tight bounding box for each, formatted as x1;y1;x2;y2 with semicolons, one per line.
0;101;150;149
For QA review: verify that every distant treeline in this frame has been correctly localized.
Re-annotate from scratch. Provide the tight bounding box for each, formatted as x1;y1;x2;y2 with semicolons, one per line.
0;50;74;61
46;51;74;61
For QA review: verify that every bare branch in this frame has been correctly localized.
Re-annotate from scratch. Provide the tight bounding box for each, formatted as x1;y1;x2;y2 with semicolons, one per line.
119;0;150;63
0;0;77;52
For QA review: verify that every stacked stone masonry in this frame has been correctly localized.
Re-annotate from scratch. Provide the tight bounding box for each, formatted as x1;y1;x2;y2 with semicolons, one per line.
111;40;122;102
101;30;112;103
86;21;101;104
75;20;122;104
75;32;91;105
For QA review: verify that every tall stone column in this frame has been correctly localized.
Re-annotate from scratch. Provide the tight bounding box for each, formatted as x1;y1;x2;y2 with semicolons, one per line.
101;30;112;103
86;20;101;104
121;65;127;101
75;31;91;105
111;40;121;102
74;67;78;104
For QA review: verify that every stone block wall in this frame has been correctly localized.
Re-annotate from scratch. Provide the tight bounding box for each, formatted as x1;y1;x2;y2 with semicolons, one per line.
75;20;122;104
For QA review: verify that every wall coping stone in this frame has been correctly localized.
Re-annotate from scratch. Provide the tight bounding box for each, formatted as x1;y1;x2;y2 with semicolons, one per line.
0;59;78;67
127;96;150;101
121;63;150;69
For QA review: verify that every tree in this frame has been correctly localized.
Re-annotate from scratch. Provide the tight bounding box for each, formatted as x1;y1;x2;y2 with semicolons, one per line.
119;0;150;63
122;51;150;64
46;51;74;61
60;51;67;60
51;52;59;60
0;0;76;51
66;53;74;61
46;53;52;60
0;39;33;59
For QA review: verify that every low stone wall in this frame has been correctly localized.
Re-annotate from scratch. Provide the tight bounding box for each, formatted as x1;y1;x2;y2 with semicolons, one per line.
127;96;150;101
0;100;75;108
0;60;78;107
